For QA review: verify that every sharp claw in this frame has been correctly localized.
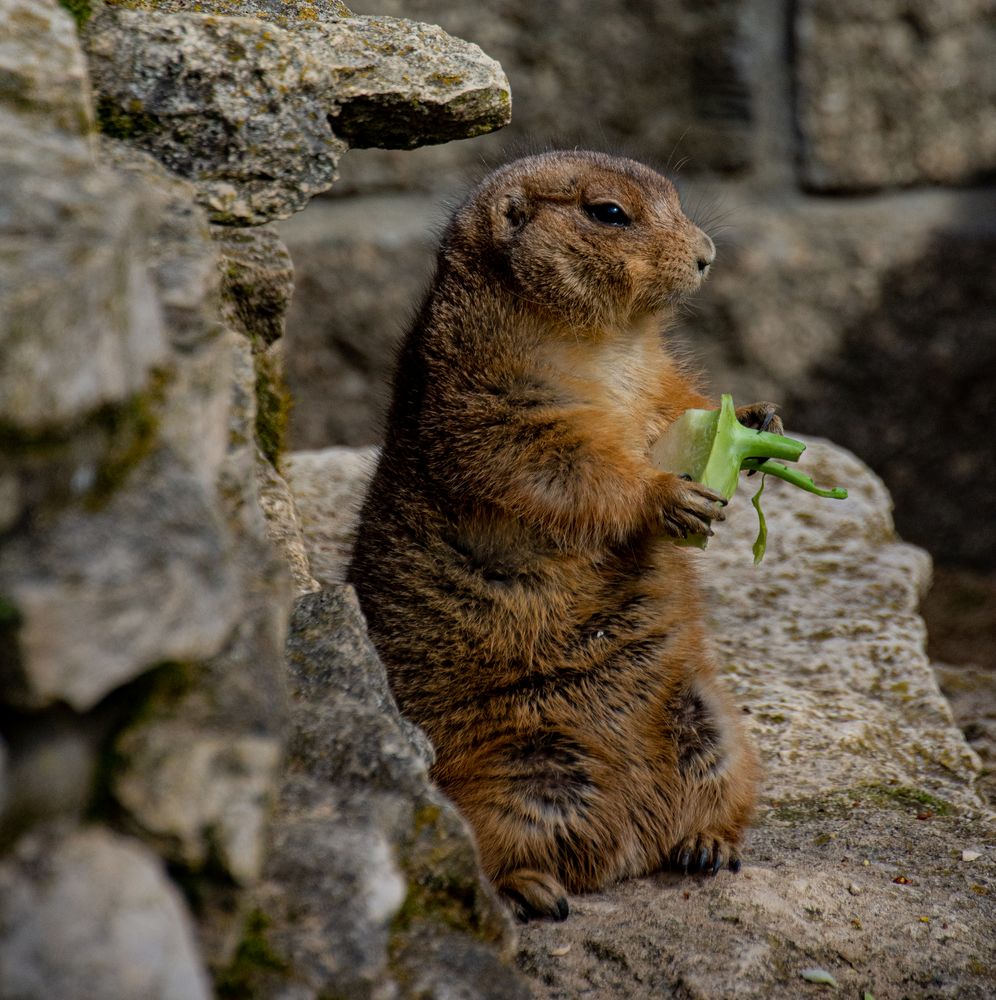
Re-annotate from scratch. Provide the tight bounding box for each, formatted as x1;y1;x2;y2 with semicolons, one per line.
554;897;569;921
711;854;723;876
697;848;710;873
729;857;742;874
679;850;692;873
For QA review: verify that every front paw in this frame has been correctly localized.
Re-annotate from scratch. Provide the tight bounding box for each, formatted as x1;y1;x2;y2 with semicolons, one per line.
671;834;742;877
656;475;727;539
735;400;783;437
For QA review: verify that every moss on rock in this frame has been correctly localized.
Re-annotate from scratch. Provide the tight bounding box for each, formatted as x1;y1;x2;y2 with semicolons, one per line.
215;908;291;1000
253;349;291;471
95;95;160;141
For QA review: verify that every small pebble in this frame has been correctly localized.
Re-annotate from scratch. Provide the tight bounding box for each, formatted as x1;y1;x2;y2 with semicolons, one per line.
847;882;861;896
548;944;571;957
961;849;981;862
800;967;839;987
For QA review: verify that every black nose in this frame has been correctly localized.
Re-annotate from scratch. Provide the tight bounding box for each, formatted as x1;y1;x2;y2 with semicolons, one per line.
696;232;716;274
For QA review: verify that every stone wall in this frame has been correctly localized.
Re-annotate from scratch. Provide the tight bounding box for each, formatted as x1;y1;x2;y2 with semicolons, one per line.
0;1;523;997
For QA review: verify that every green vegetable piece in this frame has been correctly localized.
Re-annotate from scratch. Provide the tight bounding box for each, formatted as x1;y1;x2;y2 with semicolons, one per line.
800;967;839;987
741;458;849;500
751;475;767;564
649;394;848;555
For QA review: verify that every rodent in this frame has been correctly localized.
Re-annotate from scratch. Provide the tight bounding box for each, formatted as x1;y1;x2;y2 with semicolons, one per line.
348;150;766;921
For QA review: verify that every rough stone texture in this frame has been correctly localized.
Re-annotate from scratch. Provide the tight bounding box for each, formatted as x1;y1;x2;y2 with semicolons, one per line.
285;440;995;998
332;0;755;195
239;588;527;999
517;807;995;999
212;225;295;348
256;455;322;594
277;195;439;447
697;440;979;809
153;0;353;25
0;137;240;712
285;446;378;582
795;0;996;190
84;5;511;223
0;826;212;1000
0;0;95;135
937;662;996;810
0;112;167;432
0;448;236;713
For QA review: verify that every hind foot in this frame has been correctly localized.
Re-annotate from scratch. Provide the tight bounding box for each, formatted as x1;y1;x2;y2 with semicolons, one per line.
671;834;742;877
495;868;569;922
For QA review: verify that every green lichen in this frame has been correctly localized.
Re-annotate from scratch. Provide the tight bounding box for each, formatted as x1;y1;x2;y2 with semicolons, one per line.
95;96;160;141
388;802;503;953
215;909;290;1000
855;782;952;816
253;350;291;471
84;370;168;509
0;371;169;510
58;0;94;28
763;783;955;826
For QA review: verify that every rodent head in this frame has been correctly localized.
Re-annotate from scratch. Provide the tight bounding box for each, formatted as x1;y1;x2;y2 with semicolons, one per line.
445;150;715;332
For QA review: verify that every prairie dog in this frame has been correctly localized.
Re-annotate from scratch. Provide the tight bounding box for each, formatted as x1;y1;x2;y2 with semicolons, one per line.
348;150;763;920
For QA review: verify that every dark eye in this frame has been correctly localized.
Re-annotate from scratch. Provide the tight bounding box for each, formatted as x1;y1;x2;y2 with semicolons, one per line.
583;202;631;227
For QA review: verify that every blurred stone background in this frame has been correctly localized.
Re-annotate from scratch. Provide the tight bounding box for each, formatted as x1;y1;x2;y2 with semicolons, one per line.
276;0;996;763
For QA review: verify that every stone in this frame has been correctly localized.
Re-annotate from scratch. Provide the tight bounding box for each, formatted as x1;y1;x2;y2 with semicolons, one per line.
114;728;282;885
236;587;524;999
256;456;321;594
333;0;755;195
936;659;996;807
100;141;233;489
276;194;439;448
0;447;237;712
106;332;294;891
698;438;980;810
285;446;378;584
101;139;225;352
0;113;167;433
84;6;511;223
795;0;996;190
517;805;996;999
283;440;995;997
150;0;353;25
212;225;295;348
0;707;106;841
0;825;211;1000
0;0;95;135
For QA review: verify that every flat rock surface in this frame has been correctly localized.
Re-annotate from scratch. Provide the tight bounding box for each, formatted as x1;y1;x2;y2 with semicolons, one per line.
288;438;994;998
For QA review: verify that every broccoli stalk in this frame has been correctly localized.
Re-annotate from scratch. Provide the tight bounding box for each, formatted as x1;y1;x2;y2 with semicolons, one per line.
649;394;847;561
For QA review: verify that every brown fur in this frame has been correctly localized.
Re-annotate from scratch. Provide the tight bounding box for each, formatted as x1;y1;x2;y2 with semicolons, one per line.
348;151;762;921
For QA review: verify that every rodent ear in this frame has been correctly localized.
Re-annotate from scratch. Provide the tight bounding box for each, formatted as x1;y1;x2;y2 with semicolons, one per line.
495;189;530;233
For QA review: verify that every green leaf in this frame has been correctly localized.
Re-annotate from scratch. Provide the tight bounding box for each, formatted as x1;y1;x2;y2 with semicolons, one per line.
751;475;768;565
